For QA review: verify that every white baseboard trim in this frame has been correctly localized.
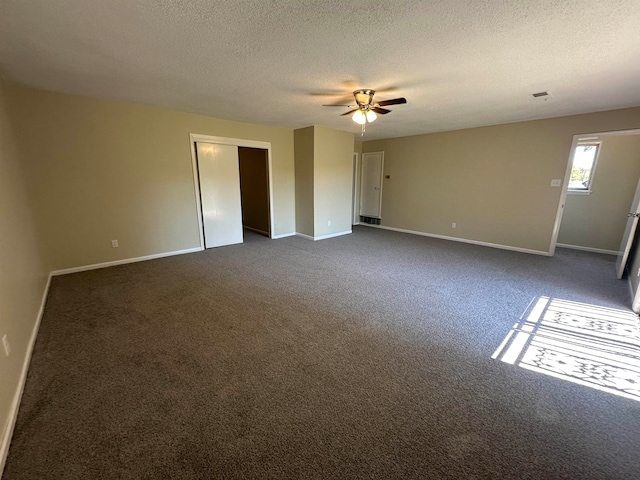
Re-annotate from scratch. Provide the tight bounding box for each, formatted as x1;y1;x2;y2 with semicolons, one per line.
314;230;352;241
1;272;52;476
51;247;203;276
555;243;619;256
295;233;315;241
360;224;550;256
296;231;352;241
272;232;296;239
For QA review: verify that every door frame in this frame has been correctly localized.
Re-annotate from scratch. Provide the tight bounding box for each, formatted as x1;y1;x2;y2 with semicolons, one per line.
549;128;640;256
189;133;274;250
615;177;640;279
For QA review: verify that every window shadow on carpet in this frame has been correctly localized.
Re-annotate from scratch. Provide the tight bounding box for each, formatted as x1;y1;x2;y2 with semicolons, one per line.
493;296;640;402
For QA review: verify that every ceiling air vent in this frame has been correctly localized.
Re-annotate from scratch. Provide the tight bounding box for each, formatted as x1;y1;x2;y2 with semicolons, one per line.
531;91;552;101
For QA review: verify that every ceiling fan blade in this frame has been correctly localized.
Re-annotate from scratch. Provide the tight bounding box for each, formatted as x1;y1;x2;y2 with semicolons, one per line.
376;97;407;107
341;109;359;116
372;107;391;115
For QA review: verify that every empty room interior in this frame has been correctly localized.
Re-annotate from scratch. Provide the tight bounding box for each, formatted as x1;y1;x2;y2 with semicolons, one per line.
2;2;640;478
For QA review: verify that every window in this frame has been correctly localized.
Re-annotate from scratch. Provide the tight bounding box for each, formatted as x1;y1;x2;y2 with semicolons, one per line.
568;143;600;193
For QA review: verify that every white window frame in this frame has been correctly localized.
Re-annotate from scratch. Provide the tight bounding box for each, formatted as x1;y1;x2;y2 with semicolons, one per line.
567;141;601;195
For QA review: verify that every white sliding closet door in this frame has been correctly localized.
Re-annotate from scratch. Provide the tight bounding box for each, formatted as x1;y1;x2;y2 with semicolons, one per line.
196;142;243;248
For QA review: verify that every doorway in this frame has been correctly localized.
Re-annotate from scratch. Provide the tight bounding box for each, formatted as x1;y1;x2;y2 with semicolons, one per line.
238;147;270;237
551;129;640;258
190;134;274;249
351;152;360;226
359;151;384;220
551;129;640;309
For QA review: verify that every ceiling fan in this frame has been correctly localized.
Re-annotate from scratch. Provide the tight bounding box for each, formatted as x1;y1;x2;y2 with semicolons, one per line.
324;89;407;131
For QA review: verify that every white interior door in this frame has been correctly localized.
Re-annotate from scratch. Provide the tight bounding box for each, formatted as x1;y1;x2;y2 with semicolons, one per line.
352;153;360;225
196;142;243;249
360;152;384;218
616;177;640;278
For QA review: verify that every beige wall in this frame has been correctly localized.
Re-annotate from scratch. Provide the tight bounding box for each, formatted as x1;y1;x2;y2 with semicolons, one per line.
363;107;640;253
294;127;314;237
239;147;270;235
0;82;49;470
6;85;295;271
294;126;354;238
313;126;354;237
558;135;640;251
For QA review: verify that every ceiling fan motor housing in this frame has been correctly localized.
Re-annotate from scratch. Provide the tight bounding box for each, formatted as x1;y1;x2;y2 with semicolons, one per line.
354;89;375;107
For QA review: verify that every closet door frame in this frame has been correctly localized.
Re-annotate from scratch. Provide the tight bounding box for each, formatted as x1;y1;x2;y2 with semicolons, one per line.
189;133;274;250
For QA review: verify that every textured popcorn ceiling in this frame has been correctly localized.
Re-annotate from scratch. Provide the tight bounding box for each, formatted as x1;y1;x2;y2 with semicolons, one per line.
1;0;640;140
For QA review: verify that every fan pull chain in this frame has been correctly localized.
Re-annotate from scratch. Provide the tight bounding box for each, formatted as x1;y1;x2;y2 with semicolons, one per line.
361;122;365;136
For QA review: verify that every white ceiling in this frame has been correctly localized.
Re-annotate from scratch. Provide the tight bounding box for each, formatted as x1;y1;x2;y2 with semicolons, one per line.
1;0;640;140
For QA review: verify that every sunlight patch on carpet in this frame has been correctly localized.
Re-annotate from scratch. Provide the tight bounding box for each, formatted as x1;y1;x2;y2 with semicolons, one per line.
493;297;640;401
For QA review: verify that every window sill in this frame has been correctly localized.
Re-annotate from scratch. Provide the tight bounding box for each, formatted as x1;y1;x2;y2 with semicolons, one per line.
567;190;592;196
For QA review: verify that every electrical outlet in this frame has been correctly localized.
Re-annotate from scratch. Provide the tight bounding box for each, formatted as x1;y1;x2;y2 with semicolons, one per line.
111;240;119;248
327;220;331;227
550;179;562;187
2;335;9;357
452;222;457;228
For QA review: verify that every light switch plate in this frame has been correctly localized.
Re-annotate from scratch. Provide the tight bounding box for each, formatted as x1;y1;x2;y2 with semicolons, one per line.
550;179;562;187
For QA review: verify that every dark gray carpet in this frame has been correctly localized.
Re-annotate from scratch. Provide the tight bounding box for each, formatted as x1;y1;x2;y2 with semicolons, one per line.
4;226;640;479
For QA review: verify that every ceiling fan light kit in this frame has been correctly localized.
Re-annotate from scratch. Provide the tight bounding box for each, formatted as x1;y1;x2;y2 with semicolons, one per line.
352;109;367;124
365;110;377;123
324;89;407;136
